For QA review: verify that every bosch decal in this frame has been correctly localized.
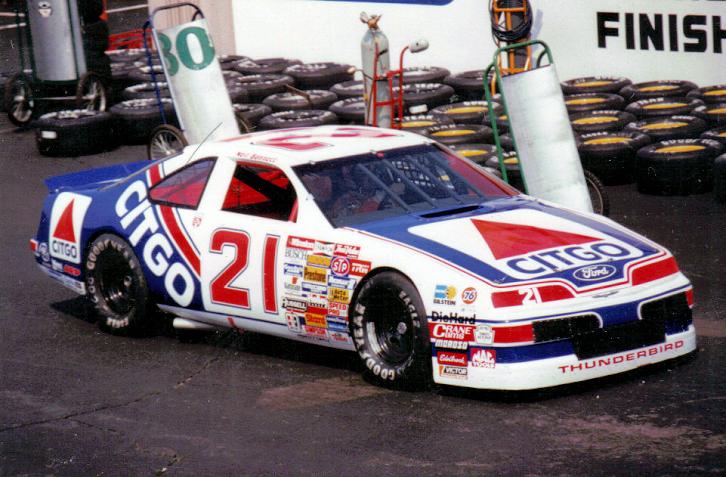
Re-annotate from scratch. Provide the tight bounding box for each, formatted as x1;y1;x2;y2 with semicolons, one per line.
49;193;92;264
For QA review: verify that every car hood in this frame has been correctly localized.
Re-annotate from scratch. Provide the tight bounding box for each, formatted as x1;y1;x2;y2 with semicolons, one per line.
351;197;667;290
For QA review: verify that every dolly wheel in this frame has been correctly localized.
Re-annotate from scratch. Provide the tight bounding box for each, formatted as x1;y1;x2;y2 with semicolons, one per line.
148;124;187;161
4;73;34;126
584;169;610;216
76;72;107;112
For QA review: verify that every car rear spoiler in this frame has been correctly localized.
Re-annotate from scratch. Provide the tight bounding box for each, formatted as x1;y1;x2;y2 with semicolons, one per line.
44;161;150;192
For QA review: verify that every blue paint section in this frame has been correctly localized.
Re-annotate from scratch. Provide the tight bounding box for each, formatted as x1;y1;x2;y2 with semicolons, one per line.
353;198;660;287
313;0;453;5
44;160;149;192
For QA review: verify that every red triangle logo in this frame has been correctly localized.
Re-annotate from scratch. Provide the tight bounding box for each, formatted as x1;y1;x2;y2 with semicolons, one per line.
53;199;76;243
471;219;600;260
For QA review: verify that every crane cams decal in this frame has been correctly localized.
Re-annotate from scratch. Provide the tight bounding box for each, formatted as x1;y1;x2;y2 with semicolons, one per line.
49;193;93;264
115;180;195;307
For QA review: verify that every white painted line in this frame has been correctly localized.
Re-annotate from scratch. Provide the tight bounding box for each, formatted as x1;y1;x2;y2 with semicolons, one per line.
107;4;148;14
0;22;24;31
0;12;23;17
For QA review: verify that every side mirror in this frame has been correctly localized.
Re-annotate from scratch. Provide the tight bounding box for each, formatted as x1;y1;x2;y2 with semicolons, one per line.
409;39;429;53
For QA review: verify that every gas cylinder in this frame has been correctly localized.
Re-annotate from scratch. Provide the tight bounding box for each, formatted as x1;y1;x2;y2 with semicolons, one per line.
360;13;391;128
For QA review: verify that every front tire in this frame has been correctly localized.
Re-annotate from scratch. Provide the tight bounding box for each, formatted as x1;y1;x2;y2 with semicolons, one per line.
350;272;431;388
85;234;151;335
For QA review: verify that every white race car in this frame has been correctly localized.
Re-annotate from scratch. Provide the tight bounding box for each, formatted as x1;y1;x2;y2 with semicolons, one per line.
31;125;696;390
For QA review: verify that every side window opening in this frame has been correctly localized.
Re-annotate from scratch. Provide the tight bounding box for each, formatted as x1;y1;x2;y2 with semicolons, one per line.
222;162;297;221
149;158;216;209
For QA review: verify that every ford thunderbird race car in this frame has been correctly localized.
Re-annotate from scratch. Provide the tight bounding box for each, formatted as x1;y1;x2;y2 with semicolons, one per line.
31;125;695;390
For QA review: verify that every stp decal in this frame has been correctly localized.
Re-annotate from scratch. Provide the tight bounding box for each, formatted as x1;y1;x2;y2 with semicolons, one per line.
49;193;92;264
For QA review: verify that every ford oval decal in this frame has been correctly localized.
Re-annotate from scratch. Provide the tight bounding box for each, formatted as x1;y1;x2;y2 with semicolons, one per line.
573;264;617;281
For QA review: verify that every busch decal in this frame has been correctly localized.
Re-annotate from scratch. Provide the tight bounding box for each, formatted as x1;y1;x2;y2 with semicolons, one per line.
471;349;496;368
49;193;92;264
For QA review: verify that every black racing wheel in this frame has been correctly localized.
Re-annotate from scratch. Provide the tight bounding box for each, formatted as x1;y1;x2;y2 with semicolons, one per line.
350;271;431;388
85;234;152;335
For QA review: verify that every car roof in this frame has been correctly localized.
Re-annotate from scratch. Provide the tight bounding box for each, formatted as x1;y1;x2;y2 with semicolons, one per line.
179;125;433;168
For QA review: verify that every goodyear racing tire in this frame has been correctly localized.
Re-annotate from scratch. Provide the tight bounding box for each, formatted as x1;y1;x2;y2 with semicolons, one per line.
449;143;498;165
258;109;338;130
623;115;707;142
233;103;272;131
687;85;726;104
263;89;338;112
399;114;454;135
570;110;636;134
350;271;431;389
444;70;487;101
619;80;698;103
485;151;525;191
577;131;651;184
231;74;295;103
625;97;703;119
564;93;625;115
402;83;455;114
701;126;726;147
122;81;170;101
36;110;116;157
283;62;354;90
402;66;451;85
329;98;365;124
426;124;493;146
110;98;178;145
492;113;510;135
635;139;723;195
714;154;726;204
232;57;302;75
329;80;364;99
692;103;726;126
218;54;250;70
430;101;502;125
85;234;152;336
561;76;632;95
126;65;166;84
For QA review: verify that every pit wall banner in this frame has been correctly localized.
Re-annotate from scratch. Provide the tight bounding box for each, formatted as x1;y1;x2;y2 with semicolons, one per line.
231;0;725;85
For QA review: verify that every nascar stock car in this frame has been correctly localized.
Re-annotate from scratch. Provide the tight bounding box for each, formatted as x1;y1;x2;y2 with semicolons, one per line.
31;125;695;390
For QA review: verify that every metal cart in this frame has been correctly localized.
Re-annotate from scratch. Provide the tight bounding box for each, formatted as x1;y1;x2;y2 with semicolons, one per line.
4;0;108;127
484;40;610;216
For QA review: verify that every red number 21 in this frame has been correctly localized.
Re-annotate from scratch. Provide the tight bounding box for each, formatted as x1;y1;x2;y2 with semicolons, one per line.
209;229;278;313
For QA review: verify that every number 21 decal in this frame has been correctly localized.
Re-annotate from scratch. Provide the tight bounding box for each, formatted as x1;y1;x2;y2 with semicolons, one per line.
209;229;279;313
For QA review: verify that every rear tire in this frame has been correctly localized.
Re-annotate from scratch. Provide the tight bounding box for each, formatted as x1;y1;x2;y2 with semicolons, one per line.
85;234;152;336
350;271;431;389
584;169;610;216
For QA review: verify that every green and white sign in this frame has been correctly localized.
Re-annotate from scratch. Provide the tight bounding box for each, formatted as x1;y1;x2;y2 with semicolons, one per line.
156;19;239;144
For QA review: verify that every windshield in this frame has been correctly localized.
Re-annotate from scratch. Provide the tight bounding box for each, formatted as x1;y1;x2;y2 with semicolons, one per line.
294;144;516;227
